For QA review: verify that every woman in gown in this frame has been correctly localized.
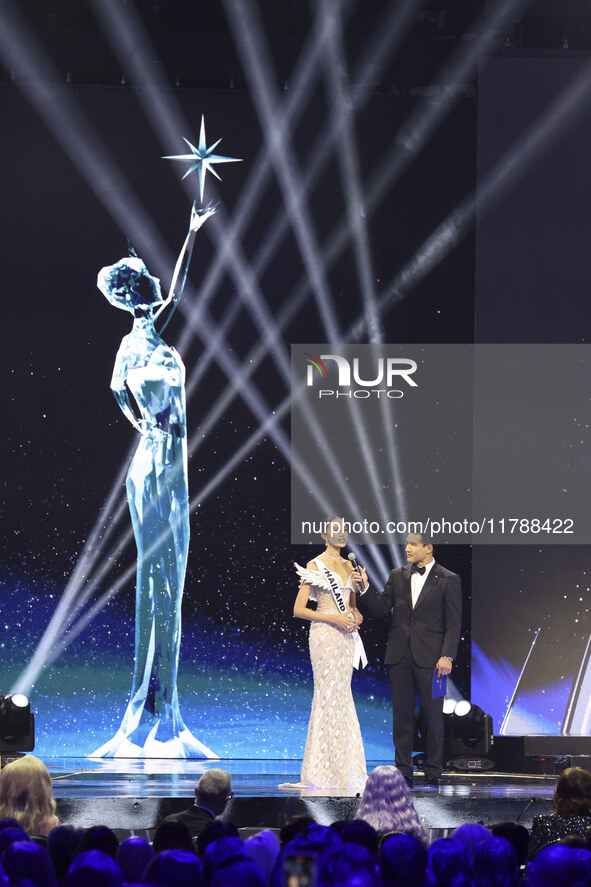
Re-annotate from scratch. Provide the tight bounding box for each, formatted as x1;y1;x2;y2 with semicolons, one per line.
283;517;368;791
92;204;217;758
529;766;591;858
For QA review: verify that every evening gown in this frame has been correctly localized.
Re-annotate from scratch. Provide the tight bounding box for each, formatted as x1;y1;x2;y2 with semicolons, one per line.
299;563;367;791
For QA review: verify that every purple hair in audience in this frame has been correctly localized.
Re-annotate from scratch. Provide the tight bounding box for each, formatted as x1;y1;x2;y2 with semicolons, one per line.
427;837;472;887
152;819;196;856
327;820;348;836
451;823;495;864
355;766;427;846
278;815;316;847
66;850;123;887
472;836;519;886
338;875;380;887
340;821;379;860
0;827;30;856
1;839;58;887
202;837;247;886
142;848;204;887
244;830;280;882
271;825;341;887
379;833;427;887
75;827;119;861
576;847;591;885
211;859;265;887
318;842;377;887
116;836;154;884
196;821;239;859
526;843;583;887
48;825;86;884
292;824;341;857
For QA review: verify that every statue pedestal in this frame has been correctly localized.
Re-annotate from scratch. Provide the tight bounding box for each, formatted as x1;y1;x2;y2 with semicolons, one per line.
89;725;218;759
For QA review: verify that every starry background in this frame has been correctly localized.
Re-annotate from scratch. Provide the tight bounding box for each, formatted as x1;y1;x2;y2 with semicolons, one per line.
0;77;474;757
3;8;590;759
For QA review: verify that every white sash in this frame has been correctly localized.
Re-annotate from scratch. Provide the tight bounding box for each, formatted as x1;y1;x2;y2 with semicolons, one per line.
319;564;368;670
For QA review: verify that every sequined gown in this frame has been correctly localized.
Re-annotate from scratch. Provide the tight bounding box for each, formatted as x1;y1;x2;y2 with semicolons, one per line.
529;813;591;859
300;567;367;791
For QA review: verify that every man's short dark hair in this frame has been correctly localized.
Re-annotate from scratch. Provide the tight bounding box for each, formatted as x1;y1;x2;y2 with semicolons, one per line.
407;531;433;547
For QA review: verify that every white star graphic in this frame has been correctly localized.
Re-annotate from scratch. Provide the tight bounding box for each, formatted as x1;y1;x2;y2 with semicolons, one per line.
163;116;242;202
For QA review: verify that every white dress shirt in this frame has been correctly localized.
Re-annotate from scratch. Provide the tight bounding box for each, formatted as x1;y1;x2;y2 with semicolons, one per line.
410;557;435;609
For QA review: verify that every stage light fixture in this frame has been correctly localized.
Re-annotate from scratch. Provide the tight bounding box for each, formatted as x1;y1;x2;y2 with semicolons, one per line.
444;701;493;771
0;694;35;753
454;700;472;717
443;697;456;715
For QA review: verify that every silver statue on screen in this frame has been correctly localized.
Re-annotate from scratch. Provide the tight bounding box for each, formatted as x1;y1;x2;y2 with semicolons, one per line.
91;202;217;758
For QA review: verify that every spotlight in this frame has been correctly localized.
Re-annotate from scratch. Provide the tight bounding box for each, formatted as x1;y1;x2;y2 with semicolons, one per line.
443;697;457;715
444;701;493;771
0;694;35;753
454;700;472;718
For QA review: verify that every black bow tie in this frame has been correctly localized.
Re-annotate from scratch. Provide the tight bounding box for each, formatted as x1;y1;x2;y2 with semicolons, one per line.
411;564;426;575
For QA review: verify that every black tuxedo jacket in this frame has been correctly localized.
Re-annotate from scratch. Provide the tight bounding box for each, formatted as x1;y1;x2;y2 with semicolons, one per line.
360;562;461;668
163;804;215;838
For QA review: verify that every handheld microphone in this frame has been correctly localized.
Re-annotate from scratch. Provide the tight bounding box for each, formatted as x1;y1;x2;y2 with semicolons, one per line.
348;552;361;571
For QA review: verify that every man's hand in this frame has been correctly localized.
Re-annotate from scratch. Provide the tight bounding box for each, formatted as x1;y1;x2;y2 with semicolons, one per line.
436;656;453;677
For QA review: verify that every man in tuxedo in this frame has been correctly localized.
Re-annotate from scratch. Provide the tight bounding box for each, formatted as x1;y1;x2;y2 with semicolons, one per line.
161;768;233;838
358;532;461;787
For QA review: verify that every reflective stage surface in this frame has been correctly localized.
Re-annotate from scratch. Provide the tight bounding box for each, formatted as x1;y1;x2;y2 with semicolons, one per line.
36;757;557;837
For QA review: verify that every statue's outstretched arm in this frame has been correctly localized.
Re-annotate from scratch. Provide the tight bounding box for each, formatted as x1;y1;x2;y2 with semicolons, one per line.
155;202;218;332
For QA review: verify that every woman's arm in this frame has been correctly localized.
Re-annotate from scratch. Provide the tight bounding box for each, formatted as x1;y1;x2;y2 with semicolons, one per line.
348;591;363;627
293;583;356;632
155;202;217;330
344;561;368;625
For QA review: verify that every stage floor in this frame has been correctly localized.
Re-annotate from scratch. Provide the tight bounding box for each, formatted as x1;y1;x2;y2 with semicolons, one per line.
36;757;557;835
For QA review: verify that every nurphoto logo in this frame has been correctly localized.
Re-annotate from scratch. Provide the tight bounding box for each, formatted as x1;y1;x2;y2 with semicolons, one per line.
304;352;418;399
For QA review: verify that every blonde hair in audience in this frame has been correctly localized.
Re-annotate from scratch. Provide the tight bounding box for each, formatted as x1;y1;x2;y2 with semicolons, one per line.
0;755;57;835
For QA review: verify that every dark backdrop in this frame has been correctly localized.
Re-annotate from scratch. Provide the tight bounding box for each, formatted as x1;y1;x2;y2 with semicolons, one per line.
473;53;591;735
